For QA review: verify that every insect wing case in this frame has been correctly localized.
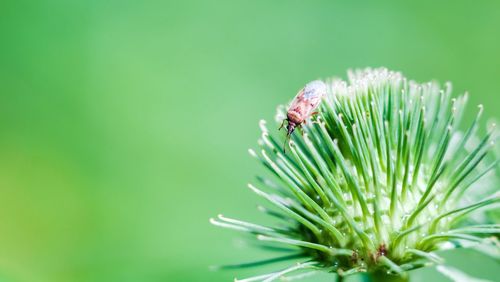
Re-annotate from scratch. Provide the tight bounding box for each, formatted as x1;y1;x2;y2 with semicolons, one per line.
288;80;326;119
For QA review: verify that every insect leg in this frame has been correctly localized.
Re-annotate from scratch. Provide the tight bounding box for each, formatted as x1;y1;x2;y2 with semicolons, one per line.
279;119;286;130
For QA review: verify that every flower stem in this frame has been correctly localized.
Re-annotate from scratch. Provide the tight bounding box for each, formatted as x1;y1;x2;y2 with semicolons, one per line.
370;271;409;282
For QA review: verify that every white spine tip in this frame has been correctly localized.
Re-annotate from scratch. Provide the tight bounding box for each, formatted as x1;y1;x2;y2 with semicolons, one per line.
259;119;268;132
248;148;257;157
247;183;259;193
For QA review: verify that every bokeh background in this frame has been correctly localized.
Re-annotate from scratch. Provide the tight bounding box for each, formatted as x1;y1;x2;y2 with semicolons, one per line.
0;0;499;281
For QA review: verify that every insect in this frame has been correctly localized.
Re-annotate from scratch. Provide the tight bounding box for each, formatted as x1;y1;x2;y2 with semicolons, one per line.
280;80;326;151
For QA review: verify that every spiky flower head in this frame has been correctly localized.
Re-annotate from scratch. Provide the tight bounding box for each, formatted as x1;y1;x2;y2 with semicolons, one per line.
211;68;500;281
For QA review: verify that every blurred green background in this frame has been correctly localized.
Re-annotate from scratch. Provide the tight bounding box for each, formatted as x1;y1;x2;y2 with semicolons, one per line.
0;0;499;281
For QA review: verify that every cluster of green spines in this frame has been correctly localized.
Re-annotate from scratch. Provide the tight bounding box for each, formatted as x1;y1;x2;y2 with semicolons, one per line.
211;68;499;281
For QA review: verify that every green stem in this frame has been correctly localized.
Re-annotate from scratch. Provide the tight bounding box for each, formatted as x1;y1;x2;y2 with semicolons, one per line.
369;271;409;282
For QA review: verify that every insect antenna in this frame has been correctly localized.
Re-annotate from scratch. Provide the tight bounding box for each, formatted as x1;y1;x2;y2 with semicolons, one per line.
283;136;287;153
283;133;291;153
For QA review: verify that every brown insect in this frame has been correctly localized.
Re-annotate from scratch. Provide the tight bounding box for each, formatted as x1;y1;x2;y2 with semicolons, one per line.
280;80;326;151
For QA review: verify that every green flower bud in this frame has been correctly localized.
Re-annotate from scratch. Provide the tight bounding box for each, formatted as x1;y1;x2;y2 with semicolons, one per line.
212;68;499;281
